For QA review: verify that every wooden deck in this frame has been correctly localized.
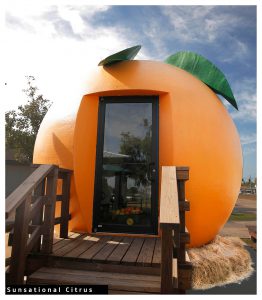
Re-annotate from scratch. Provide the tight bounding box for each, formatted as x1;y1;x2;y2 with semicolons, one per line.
27;232;162;294
51;232;161;268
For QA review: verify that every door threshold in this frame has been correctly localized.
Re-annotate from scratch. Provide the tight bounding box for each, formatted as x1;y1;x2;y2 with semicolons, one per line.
92;231;160;238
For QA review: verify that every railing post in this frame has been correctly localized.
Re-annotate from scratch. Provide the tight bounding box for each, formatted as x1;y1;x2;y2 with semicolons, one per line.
59;171;71;238
31;179;45;253
177;179;186;263
176;167;192;293
41;167;58;254
161;224;174;294
8;196;31;284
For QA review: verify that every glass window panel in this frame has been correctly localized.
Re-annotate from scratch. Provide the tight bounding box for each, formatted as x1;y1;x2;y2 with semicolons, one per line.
99;102;153;227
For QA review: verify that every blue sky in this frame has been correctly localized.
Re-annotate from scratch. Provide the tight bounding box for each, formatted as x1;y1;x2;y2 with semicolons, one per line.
4;3;257;179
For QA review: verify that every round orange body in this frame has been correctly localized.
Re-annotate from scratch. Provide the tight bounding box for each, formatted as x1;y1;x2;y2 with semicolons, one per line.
33;60;242;247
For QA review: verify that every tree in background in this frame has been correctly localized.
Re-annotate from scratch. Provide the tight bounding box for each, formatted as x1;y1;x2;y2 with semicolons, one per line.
119;118;152;186
5;76;52;163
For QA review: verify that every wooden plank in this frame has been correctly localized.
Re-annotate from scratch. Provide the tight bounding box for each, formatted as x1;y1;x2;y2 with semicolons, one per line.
52;232;82;252
27;267;161;293
160;224;173;294
31;180;45;252
177;180;187;264
45;257;160;276
63;235;98;258
92;236;123;262
60;172;71;238
53;234;89;257
55;215;71;225
78;236;112;260
56;195;63;201
159;166;179;226
54;217;62;225
178;262;193;290
180;232;190;244
9;196;31;284
152;238;161;267
176;167;189;180
136;238;156;267
26;226;42;254
173;224;180;249
25;255;47;276
121;238;144;265
31;164;71;174
58;168;73;175
179;200;190;211
29;196;45;221
41;168;58;254
177;180;186;201
5;220;14;233
172;258;178;288
6;257;11;267
53;232;74;245
27;273;160;292
39;267;160;282
6;165;56;218
178;245;186;263
106;237;134;264
177;180;186;227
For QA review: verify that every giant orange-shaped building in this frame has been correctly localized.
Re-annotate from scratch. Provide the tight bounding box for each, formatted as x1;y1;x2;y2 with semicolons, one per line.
33;47;242;247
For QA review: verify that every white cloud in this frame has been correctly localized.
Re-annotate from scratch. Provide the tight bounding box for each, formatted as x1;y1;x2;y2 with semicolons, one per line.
3;4;136;111
161;6;218;43
240;133;256;145
160;6;252;61
230;78;256;122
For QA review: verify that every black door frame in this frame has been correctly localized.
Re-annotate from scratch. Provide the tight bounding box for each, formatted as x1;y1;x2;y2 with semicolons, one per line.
93;95;159;235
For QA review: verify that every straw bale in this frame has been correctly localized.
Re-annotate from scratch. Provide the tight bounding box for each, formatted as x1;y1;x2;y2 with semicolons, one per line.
188;235;254;289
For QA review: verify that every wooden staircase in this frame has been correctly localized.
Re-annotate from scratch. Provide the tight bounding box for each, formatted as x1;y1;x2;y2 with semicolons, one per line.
6;165;192;294
28;267;161;294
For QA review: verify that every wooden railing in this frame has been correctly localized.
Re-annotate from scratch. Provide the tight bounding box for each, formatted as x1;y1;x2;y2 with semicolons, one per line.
160;166;192;294
54;168;72;238
5;164;72;284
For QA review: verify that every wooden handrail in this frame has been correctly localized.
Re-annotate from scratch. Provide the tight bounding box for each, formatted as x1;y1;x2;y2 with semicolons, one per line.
160;166;192;294
159;167;180;226
5;164;72;284
5;164;56;219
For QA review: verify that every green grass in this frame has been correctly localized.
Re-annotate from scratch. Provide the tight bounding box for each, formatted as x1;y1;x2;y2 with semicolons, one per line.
241;238;253;246
229;213;256;221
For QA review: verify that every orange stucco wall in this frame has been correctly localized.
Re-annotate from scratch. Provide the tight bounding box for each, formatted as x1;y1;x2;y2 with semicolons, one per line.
33;60;242;247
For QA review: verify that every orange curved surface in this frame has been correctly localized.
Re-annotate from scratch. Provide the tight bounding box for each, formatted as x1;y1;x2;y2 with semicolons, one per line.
33;60;242;247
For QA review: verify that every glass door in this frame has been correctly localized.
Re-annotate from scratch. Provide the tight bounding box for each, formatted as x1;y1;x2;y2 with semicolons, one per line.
93;96;158;234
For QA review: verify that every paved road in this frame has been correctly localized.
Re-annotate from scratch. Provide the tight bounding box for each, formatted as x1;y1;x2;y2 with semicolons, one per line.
234;195;256;214
219;194;256;239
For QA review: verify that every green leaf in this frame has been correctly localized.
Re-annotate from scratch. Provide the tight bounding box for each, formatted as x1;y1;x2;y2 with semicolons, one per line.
164;51;238;110
98;45;141;66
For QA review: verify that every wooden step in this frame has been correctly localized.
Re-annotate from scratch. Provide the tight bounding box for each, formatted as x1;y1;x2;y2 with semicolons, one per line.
27;267;161;293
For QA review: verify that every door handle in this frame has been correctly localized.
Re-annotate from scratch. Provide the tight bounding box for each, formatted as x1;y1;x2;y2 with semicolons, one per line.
148;162;156;181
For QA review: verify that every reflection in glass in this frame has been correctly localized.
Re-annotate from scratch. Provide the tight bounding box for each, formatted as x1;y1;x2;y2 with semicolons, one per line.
98;102;153;227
